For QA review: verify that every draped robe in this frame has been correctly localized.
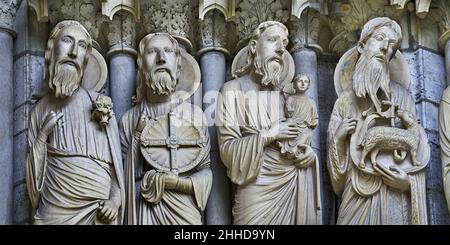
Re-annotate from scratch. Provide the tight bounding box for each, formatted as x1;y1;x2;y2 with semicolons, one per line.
328;82;429;225
217;76;322;225
439;87;450;213
120;100;212;225
26;88;125;225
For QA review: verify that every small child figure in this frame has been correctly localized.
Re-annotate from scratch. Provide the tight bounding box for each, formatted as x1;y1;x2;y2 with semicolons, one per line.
278;74;318;159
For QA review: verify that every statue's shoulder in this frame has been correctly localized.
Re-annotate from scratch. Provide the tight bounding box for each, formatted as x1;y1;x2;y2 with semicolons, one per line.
220;77;246;93
442;87;450;104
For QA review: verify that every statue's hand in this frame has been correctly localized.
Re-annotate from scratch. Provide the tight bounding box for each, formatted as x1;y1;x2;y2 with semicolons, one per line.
293;145;315;168
39;111;64;140
97;200;119;223
135;112;148;136
374;164;410;192
335;117;357;142
263;120;299;143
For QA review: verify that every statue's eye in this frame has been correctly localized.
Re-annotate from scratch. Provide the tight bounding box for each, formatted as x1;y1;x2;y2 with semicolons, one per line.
164;47;173;53
61;36;72;44
148;48;157;54
374;34;385;41
78;42;87;50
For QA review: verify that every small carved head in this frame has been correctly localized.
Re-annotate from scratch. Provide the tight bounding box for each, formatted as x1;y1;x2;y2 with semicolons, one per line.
135;33;182;102
92;95;114;128
292;74;310;94
44;20;92;99
396;109;416;128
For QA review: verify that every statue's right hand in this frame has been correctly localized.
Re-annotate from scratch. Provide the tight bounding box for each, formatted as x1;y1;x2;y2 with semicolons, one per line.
39;111;64;139
263;120;299;143
135;112;148;135
335;117;357;142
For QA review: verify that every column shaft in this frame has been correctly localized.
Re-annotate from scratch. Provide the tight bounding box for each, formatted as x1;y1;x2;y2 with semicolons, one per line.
0;31;14;224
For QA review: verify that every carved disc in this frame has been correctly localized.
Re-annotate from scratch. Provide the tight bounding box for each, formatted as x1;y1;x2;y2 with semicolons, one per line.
140;113;208;173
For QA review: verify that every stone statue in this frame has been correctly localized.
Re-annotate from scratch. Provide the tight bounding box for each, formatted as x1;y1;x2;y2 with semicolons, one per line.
26;20;125;225
439;87;450;213
216;21;322;225
327;17;430;225
278;74;318;159
120;33;212;225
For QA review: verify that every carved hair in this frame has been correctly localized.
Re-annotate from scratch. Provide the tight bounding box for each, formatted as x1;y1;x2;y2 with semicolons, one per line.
358;17;402;49
134;33;182;103
235;21;289;77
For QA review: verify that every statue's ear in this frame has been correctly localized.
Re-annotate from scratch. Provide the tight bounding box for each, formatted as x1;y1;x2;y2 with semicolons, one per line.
249;40;257;55
357;41;365;54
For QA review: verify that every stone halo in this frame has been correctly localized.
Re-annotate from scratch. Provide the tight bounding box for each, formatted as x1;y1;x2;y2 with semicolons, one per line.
171;49;201;101
81;48;108;92
334;47;411;97
231;45;295;90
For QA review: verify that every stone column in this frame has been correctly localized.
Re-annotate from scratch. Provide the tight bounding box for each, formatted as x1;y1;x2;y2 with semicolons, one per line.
0;0;17;225
199;11;231;225
107;11;137;120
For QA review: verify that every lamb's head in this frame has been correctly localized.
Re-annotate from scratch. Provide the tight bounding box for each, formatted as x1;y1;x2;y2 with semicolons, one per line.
396;109;416;128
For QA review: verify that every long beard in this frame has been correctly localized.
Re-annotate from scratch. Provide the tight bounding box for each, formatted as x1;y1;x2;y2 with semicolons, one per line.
353;53;390;112
254;55;283;87
144;70;177;96
51;63;82;99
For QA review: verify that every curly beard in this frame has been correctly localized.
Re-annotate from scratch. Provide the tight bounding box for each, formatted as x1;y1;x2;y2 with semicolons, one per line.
144;69;177;96
51;62;82;99
254;55;284;87
353;52;390;112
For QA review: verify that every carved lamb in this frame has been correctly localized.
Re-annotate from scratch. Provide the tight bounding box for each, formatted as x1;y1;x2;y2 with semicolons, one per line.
359;110;421;169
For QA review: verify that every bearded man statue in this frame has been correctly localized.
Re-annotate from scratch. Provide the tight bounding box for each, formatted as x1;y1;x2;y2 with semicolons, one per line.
216;21;323;225
26;20;124;225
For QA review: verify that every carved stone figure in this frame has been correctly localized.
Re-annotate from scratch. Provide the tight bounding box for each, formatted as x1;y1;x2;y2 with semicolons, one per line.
439;87;450;213
327;17;430;225
278;74;319;159
26;20;125;225
216;21;322;225
120;33;212;225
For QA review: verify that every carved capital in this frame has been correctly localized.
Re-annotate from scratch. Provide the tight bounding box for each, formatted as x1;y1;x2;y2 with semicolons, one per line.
48;0;104;48
106;11;137;58
29;0;49;22
289;8;322;54
198;11;229;56
234;0;289;48
327;0;404;55
101;0;140;21
199;0;235;21
0;0;17;36
141;0;196;53
390;0;431;18
435;0;450;50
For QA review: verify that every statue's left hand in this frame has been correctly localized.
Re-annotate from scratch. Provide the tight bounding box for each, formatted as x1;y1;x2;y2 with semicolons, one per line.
374;164;410;192
293;145;316;168
97;200;119;223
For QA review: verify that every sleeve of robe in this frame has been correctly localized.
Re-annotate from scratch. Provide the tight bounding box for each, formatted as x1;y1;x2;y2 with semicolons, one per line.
26;103;47;210
216;85;269;185
439;87;450;213
327;94;351;196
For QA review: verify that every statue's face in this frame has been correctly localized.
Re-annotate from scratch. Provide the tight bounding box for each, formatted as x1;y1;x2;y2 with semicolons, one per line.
255;25;288;63
294;75;310;93
143;35;178;79
53;25;89;73
362;26;399;63
50;25;89;98
141;35;179;96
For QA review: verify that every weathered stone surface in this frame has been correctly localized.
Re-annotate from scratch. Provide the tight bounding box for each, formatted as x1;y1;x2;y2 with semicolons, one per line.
13;182;30;224
109;54;136;120
0;30;14;225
